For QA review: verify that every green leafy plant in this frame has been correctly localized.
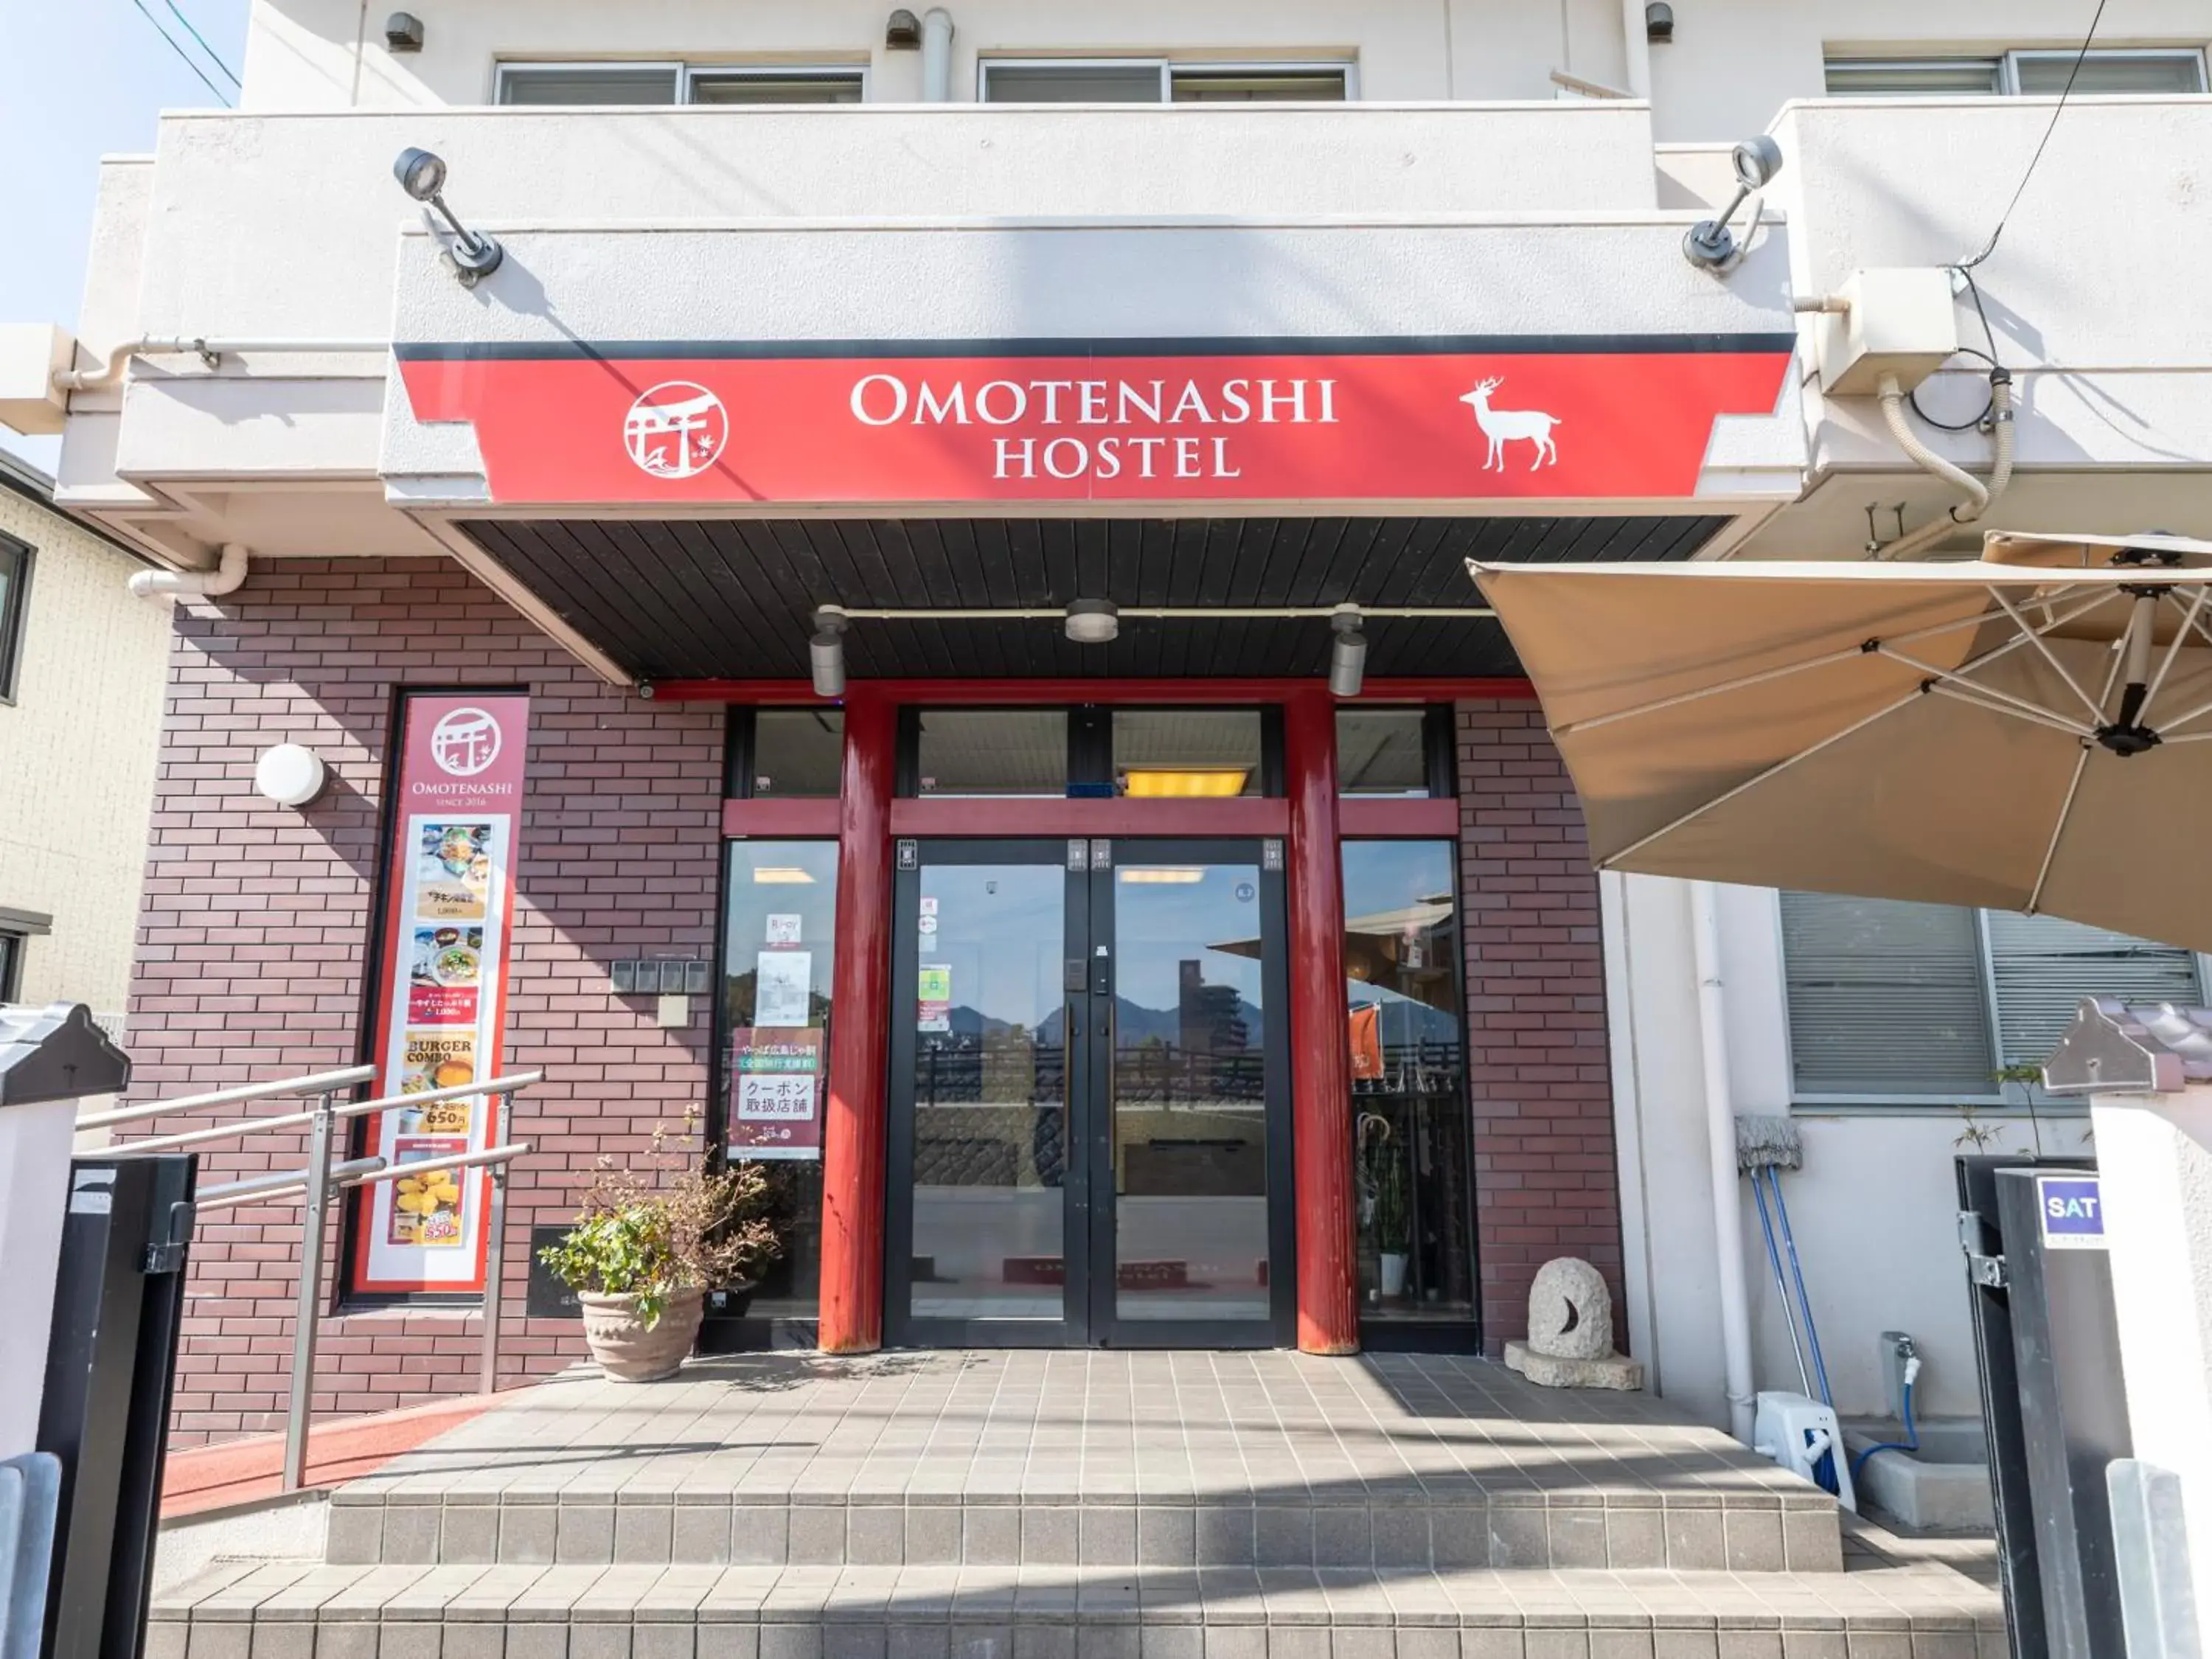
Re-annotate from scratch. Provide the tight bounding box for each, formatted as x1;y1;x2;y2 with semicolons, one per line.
538;1116;782;1329
1992;1062;2048;1159
1951;1105;2006;1153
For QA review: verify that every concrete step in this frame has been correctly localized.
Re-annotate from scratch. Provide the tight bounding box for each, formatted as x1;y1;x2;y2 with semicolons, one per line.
148;1561;2006;1659
324;1490;1843;1576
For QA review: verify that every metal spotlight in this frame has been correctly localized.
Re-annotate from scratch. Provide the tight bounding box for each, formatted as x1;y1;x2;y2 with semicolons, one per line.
1683;136;1784;272
1644;2;1674;42
1327;606;1367;698
392;147;504;285
1065;599;1119;645
810;607;850;698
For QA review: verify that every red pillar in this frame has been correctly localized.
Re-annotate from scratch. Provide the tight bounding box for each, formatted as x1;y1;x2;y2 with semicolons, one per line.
818;689;895;1353
1284;687;1360;1354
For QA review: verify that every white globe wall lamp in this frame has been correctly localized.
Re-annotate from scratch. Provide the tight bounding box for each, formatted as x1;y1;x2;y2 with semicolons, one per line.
254;743;329;809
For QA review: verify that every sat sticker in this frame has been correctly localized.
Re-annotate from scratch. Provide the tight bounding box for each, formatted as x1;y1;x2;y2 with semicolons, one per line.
2037;1175;2106;1251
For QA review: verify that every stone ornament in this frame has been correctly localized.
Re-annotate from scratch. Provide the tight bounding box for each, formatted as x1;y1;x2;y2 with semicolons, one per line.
1504;1256;1645;1390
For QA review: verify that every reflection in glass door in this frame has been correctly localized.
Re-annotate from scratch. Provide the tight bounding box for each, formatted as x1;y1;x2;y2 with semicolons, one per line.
1099;852;1284;1335
886;844;1079;1342
886;838;1291;1347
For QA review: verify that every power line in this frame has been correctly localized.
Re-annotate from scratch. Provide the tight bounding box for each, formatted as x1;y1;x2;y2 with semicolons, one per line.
163;0;242;88
1957;0;2110;270
122;0;232;105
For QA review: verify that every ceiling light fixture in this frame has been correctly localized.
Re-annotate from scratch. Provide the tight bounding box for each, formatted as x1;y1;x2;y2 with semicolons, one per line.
810;605;849;698
1328;605;1368;698
392;147;504;286
1118;868;1208;884
1065;599;1120;644
751;866;818;884
1121;768;1251;799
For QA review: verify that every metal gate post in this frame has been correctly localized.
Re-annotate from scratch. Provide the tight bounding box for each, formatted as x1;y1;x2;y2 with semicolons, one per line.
480;1142;509;1395
281;1090;335;1493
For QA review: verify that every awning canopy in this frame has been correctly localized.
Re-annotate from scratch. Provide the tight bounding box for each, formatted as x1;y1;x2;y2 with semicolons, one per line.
459;512;1724;684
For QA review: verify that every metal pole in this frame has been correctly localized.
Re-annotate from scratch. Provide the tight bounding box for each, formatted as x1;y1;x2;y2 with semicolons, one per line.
480;1144;509;1395
282;1090;335;1493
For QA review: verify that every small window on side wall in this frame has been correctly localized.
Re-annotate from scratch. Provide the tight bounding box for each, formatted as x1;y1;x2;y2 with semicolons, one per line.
0;536;29;703
0;931;24;1001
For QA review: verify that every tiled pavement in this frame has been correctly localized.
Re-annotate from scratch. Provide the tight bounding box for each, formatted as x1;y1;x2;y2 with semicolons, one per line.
320;1354;1833;1571
153;1353;2004;1657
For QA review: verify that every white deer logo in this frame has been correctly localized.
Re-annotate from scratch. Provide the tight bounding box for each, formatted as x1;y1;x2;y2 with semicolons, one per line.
1460;378;1562;471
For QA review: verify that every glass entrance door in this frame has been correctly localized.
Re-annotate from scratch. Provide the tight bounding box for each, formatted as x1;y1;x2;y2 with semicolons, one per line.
886;838;1292;1346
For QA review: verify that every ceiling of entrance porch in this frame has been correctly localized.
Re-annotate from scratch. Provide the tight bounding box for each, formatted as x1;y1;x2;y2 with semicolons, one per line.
458;512;1723;683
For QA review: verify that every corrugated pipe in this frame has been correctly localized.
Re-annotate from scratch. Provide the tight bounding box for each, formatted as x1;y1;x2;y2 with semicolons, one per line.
1691;880;1759;1445
128;542;248;601
920;8;955;102
1874;369;2016;560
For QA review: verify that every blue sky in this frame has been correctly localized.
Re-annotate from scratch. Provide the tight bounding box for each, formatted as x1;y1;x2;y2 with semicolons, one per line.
0;0;248;473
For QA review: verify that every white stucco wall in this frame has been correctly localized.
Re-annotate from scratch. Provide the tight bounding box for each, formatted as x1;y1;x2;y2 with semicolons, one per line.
239;0;2211;145
0;484;168;1031
1607;872;2063;1426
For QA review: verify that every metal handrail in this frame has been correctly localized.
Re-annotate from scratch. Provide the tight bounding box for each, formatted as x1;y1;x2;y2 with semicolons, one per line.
89;1064;542;1496
107;1070;544;1155
74;1065;377;1131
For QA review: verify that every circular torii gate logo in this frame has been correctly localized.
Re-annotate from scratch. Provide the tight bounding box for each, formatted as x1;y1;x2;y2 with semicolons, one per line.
429;706;503;776
624;380;728;479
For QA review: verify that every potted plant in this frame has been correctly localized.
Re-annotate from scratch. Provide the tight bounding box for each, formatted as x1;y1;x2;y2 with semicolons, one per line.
1376;1143;1411;1298
538;1119;782;1382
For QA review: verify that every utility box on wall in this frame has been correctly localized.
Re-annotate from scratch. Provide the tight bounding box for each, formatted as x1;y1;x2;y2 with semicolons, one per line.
1812;268;1960;397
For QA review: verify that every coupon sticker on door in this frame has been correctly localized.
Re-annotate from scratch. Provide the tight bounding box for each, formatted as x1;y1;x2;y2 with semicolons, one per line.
765;913;802;946
917;963;953;1032
919;897;938;916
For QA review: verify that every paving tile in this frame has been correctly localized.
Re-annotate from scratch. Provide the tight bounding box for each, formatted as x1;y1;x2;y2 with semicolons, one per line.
616;1509;675;1566
557;1511;617;1567
329;1507;388;1565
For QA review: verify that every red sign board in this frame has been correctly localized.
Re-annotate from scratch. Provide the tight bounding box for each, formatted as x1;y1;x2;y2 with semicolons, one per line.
396;338;1792;507
352;692;529;1297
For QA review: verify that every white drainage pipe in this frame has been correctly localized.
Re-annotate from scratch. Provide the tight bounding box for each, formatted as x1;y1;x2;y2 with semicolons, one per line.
920;9;955;102
128;542;248;601
1692;880;1758;1444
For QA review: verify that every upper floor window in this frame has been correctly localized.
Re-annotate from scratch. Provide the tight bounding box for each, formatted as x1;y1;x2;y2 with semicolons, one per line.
1825;48;2207;97
495;63;866;105
0;931;21;1001
979;60;1351;103
0;536;29;703
1778;891;2205;1105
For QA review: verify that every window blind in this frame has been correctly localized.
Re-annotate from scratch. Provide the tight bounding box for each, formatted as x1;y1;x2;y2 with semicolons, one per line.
1780;893;1994;1096
1983;911;2203;1071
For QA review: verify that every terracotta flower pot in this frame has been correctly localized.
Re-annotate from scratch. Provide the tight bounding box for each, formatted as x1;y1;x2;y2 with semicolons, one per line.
577;1286;704;1382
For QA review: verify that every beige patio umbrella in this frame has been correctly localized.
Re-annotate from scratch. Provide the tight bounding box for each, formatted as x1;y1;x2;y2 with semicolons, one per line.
1467;531;2212;952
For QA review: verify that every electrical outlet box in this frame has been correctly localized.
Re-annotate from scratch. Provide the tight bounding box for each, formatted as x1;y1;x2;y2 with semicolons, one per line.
0;323;74;437
1813;268;1959;397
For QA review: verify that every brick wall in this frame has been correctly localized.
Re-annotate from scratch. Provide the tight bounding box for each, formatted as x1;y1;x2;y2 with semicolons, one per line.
1455;699;1622;1352
128;558;725;1444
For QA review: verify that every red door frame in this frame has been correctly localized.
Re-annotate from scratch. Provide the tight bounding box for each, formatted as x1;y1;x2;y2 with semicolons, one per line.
787;678;1489;1354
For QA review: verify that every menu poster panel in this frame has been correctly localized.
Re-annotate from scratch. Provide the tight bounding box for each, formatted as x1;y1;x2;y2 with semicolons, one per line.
728;1026;824;1161
350;692;529;1295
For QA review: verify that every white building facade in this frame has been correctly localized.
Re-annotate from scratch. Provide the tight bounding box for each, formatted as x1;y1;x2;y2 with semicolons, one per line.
3;0;2210;1447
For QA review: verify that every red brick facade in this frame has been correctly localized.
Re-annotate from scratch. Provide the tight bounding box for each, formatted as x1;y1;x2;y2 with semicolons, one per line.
1455;701;1622;1349
129;559;724;1444
124;562;1618;1444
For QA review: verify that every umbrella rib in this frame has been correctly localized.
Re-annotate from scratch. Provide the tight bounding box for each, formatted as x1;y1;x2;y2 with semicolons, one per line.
1601;684;1933;870
2027;639;2126;917
1554;605;2014;738
1919;682;2098;739
2138;585;2211;724
1877;646;2096;736
1984;586;2107;721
